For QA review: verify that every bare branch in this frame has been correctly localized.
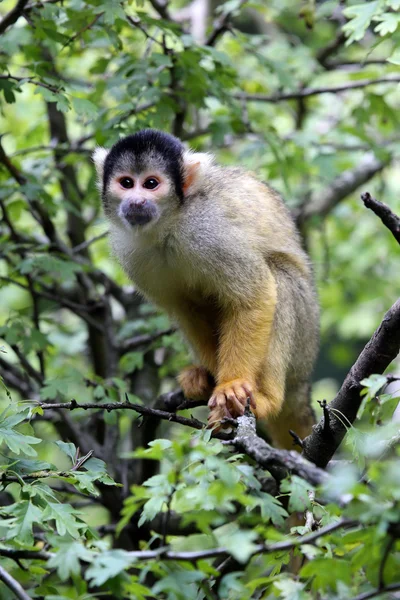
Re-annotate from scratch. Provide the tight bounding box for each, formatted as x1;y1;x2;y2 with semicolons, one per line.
361;192;400;245
0;564;32;600
234;76;400;103
72;232;108;254
205;0;247;46
231;412;328;486
0;0;29;35
61;12;103;48
0;518;355;564
148;0;171;20
124;518;355;561
39;398;207;430
303;298;400;467
297;153;388;222
352;583;400;600
0;548;52;561
0;356;37;398
0;74;62;94
38;396;233;441
120;328;176;354
316;31;347;67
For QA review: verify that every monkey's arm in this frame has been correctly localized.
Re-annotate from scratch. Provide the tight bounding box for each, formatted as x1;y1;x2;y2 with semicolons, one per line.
209;270;279;422
173;302;219;401
173;301;218;369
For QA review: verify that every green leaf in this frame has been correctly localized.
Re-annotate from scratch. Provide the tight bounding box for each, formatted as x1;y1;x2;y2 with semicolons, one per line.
387;48;400;64
5;458;54;475
18;255;82;280
274;579;308;600
55;441;77;463
374;13;400;36
300;557;352;591
72;97;98;118
85;550;133;586
42;503;84;538
0;410;41;456
119;351;144;374
0;79;19;103
281;476;313;512
47;538;94;581
343;2;380;44
3;500;43;543
256;492;288;526
214;523;258;563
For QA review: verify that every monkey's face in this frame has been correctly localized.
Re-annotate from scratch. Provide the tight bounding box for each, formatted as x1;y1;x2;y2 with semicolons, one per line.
93;130;212;230
106;167;175;228
94;130;185;229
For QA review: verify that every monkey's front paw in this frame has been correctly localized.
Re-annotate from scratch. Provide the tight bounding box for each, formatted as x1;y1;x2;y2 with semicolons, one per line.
208;379;256;422
177;365;214;401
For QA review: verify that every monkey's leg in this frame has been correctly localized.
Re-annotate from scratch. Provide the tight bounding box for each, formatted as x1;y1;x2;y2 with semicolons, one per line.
177;366;215;401
265;382;315;450
209;277;278;423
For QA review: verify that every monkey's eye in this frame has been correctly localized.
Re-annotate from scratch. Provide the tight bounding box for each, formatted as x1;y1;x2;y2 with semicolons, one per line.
119;177;134;189
143;177;159;190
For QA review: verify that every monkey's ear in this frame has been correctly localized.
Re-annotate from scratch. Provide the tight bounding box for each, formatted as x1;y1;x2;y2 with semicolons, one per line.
92;147;109;184
182;151;214;196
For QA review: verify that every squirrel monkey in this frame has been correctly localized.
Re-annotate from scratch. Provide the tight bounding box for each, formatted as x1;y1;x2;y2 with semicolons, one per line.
93;129;319;448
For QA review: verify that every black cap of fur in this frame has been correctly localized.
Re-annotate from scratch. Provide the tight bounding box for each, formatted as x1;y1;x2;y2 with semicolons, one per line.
103;129;185;201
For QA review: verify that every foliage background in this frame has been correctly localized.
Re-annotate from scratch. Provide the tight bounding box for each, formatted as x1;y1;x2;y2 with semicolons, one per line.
0;0;400;598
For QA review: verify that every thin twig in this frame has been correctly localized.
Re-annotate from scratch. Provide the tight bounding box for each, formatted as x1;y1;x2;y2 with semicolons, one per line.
72;231;108;254
352;583;400;600
120;328;176;353
39;398;206;429
61;12;103;48
205;0;247;46
123;518;355;561
0;74;62;94
234;76;400;103
361;192;400;246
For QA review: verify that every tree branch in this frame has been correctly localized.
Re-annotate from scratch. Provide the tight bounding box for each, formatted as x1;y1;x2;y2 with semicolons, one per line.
352;582;400;600
316;31;347;68
38;397;232;441
361;192;400;245
0;518;355;563
303;298;400;467
0;548;52;562
120;328;175;354
148;0;171;20
0;564;32;600
125;517;355;561
231;413;328;486
205;0;247;46
233;76;400;103
297;153;388;222
39;398;207;430
0;0;29;35
0;74;61;94
0;356;38;398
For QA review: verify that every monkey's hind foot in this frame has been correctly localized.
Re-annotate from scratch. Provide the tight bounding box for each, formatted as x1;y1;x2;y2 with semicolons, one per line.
208;378;256;424
178;365;214;401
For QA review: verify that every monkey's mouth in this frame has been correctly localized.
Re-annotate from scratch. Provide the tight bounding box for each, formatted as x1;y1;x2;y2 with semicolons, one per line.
119;200;158;227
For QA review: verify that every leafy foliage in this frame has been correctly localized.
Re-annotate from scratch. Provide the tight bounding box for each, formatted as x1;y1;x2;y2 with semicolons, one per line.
0;0;400;598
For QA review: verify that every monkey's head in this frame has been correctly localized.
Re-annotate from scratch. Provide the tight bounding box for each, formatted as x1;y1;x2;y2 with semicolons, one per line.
93;129;212;228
